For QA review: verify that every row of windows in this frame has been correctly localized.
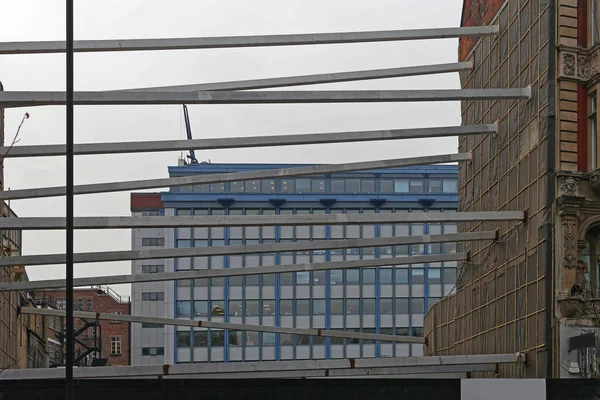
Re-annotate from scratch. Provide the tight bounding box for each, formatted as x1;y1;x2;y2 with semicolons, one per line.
175;297;437;318
175;327;423;349
177;208;457;216
172;177;458;194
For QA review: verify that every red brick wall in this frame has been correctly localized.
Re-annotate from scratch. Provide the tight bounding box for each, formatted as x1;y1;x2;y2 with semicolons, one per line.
39;289;131;366
459;0;506;61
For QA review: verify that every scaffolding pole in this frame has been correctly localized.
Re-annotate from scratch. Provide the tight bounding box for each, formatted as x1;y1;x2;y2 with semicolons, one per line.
0;253;467;291
0;153;471;200
116;62;473;93
0;231;496;267
19;307;424;344
0;25;499;55
0;124;495;159
0;88;532;108
0;211;524;230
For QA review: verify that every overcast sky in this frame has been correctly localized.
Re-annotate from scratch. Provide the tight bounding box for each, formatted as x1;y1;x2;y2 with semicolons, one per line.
0;0;464;298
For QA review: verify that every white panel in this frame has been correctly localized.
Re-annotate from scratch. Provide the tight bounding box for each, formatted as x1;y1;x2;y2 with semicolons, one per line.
281;286;294;299
331;286;344;298
296;346;311;359
245;347;260;361
177;348;191;363
210;348;224;362
362;285;375;297
412;284;425;297
296;316;310;328
396;285;409;296
411;344;424;356
246;286;260;298
313;286;325;298
362;344;376;358
280;346;294;360
262;286;275;299
331;345;344;359
211;287;224;299
230;316;243;324
395;314;410;326
281;316;294;328
395;343;410;356
331;316;344;328
312;316;325;328
296;286;310;298
381;285;393;297
381;315;394;327
177;289;191;301
229;287;243;299
193;348;208;361
381;344;394;357
362;315;376;326
444;284;455;296
346;285;360;298
346;344;360;358
312;345;326;359
262;316;275;326
193;287;209;300
346;315;360;328
461;380;546;400
262;347;275;360
229;347;243;361
429;285;442;297
246;316;260;325
411;314;424;326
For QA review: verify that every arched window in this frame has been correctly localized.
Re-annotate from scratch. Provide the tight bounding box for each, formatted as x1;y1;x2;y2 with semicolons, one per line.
577;225;600;297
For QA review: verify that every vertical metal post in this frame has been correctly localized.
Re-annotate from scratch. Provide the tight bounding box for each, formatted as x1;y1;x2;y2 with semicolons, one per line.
65;0;74;398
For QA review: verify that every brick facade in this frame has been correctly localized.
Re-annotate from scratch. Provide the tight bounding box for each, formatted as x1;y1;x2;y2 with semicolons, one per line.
459;0;505;61
37;288;131;366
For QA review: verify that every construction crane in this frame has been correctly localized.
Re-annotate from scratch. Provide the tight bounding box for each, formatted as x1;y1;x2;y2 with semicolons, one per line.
182;104;198;164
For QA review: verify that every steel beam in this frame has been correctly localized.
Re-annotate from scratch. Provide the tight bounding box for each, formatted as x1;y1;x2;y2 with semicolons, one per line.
0;153;471;200
0;351;522;380
0;231;496;267
0;25;499;55
19;307;423;344
0;88;532;107
0;212;524;230
116;62;473;93
0;124;495;159
0;253;467;291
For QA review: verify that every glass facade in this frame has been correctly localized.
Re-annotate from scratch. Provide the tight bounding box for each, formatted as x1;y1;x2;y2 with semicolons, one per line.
134;164;458;364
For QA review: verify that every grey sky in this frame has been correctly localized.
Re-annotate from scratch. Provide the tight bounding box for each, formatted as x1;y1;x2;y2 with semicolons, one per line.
0;0;464;298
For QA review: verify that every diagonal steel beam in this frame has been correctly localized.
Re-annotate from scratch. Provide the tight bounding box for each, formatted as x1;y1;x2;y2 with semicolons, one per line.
115;62;473;93
0;153;471;200
0;124;495;159
0;26;499;55
0;253;467;291
0;231;496;267
19;307;424;344
0;88;532;107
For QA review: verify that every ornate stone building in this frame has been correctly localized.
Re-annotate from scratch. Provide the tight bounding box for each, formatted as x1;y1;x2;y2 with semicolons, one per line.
425;0;600;378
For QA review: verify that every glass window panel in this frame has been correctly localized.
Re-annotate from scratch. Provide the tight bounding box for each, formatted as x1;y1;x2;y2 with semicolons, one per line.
394;179;409;193
246;275;260;286
194;331;208;347
263;274;276;285
313;270;326;285
211;301;225;316
380;268;393;284
194;209;209;216
262;299;275;316
428;297;441;311
228;301;243;317
245;300;260;316
261;179;276;193
312;299;326;315
362;298;376;314
230;181;244;192
296;271;310;285
346;299;360;315
330;270;343;285
331;179;344;193
312;179;325;193
211;277;224;286
380;246;393;256
395;298;409;314
444;268;458;284
296;335;310;345
412;244;425;255
211;330;225;347
296;299;310;315
330;329;344;345
194;184;209;193
313;336;326;345
380;298;393;314
280;300;293;316
296;179;311;193
428;269;441;284
444;242;457;254
412;327;424;337
363;247;376;256
262;332;276;346
280;272;294;285
211;209;225;216
346;270;359;284
361;179;375;193
395;268;409;284
443;179;458;193
410;180;424;193
229;209;243;215
246;331;260;347
229;276;243;286
281;179;295;193
245;180;261;193
176;301;191;317
362;225;375;238
330;299;343;315
396;327;409;336
177;239;191;248
444;223;458;234
229;330;242;347
177;279;191;287
280;334;293;345
362;328;377;344
429;179;443;193
429;224;442;235
412;297;425;314
210;183;225;192
363;268;376;284
345;179;360;193
193;239;208;248
194;301;208;317
411;268;425;284
380;179;394;192
429;242;442;254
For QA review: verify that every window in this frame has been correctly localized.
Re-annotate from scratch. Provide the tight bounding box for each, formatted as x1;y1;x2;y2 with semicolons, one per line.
428;179;442;193
313;299;326;315
296;179;311;193
246;332;260;347
142;292;164;301
280;300;293;316
395;268;409;284
443;179;457;193
312;179;325;192
211;330;225;346
296;300;310;315
296;271;310;285
346;299;360;315
444;267;458;284
194;301;208;317
411;268;425;284
331;179;344;192
394;179;409;193
592;0;599;46
211;301;225;316
229;330;243;347
245;300;260;316
142;323;164;328
177;331;191;348
262;332;276;346
229;300;243;316
313;270;326;285
380;179;394;192
395;298;409;314
142;238;164;246
409;179;423;193
330;299;343;315
86;299;92;311
345;179;360;193
428;269;441;284
194;331;208;347
380;268;393;284
361;179;375;193
176;301;191;317
56;299;66;309
76;299;83;311
231;181;244;192
412;327;424;337
142;347;164;356
330;270;343;285
346;270;360;284
412;297;425;314
281;179;295;193
110;337;122;355
363;268;376;284
362;298;376;314
380;298;393;314
591;93;598;170
142;265;164;273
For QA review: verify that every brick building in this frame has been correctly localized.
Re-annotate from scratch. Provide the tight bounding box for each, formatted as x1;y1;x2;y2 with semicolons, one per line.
425;0;600;379
36;286;131;366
